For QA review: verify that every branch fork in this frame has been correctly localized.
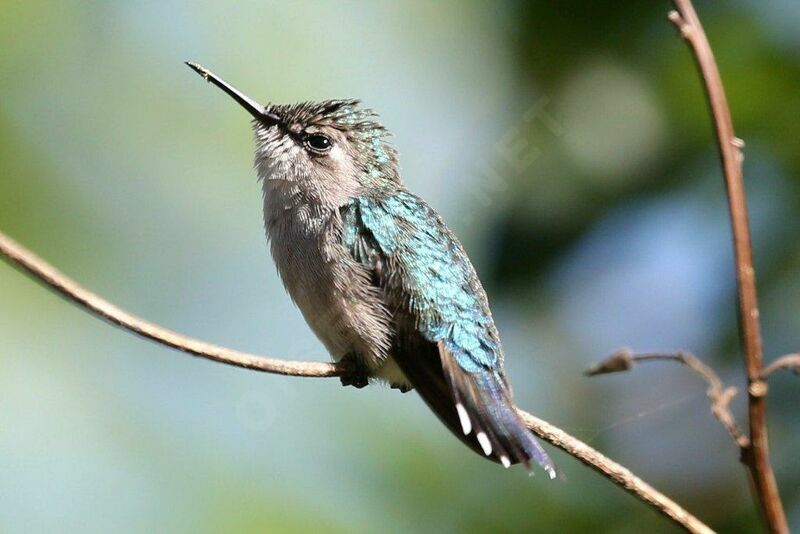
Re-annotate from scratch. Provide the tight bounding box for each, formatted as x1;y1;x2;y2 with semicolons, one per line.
587;348;750;450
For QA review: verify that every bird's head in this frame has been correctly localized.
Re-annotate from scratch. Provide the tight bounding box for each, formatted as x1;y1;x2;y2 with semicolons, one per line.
186;62;400;203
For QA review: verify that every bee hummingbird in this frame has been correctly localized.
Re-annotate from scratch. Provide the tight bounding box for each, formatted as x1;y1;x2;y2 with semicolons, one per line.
186;62;555;476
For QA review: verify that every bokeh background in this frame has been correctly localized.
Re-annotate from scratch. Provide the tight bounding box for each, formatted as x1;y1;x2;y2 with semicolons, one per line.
1;1;799;532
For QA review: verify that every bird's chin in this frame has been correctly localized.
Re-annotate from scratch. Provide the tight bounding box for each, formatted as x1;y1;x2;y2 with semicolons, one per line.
255;156;304;185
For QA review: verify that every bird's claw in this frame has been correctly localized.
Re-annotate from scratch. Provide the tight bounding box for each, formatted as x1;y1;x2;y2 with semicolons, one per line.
391;383;412;393
339;353;369;389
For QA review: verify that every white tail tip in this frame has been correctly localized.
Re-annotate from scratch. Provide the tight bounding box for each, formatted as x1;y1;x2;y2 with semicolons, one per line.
455;403;472;435
500;455;511;468
476;432;492;456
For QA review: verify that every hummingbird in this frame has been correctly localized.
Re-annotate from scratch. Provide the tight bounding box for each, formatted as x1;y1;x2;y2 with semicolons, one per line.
186;61;555;477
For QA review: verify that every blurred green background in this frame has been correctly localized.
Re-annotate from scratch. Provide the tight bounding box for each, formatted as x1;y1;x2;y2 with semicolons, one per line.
1;1;799;532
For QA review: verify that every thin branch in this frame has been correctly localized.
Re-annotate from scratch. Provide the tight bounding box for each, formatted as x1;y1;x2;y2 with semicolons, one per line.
0;229;712;533
587;349;749;449
762;354;800;379
0;231;348;378
517;411;712;534
669;1;788;531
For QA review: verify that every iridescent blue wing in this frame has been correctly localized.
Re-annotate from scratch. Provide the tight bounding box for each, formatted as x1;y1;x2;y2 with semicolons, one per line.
340;190;554;474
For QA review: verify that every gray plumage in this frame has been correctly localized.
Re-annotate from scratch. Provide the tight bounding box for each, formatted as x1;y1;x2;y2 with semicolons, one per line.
187;63;555;476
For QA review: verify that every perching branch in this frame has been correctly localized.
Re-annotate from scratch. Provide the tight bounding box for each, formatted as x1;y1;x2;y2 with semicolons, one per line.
516;411;712;534
0;231;712;533
0;232;348;379
587;349;749;449
667;2;787;531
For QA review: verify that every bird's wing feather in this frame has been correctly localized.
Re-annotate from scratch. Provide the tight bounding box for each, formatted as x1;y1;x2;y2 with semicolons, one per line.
339;190;554;474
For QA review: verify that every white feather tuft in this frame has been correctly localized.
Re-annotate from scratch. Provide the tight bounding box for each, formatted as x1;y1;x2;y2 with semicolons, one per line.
455;403;472;435
476;432;492;456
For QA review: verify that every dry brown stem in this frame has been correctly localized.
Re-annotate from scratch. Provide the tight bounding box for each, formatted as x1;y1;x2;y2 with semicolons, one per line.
0;229;712;533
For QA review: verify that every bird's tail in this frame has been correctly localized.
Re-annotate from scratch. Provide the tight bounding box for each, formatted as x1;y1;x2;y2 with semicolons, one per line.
392;335;556;476
440;347;556;477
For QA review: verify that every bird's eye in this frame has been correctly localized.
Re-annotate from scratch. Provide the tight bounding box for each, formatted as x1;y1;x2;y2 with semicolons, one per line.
305;134;333;153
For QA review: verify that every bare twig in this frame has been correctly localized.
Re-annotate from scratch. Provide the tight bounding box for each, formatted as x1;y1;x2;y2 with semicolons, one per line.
0;231;348;378
517;411;713;534
0;229;712;533
587;349;749;449
669;1;787;531
762;354;800;379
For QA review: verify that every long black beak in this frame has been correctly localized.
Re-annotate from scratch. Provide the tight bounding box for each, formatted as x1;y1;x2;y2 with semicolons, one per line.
185;61;280;125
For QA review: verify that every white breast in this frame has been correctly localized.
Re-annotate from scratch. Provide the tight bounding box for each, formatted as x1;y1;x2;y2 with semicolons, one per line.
262;179;394;373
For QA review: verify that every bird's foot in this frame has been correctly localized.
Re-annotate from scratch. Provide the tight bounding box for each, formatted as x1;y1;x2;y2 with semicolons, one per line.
391;383;413;393
339;353;369;389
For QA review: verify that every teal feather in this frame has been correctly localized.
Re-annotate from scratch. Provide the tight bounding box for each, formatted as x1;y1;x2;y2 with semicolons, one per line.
339;190;555;474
